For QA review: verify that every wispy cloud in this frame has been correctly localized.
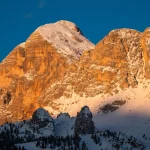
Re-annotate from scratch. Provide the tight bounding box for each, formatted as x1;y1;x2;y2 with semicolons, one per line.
38;0;46;9
24;13;33;19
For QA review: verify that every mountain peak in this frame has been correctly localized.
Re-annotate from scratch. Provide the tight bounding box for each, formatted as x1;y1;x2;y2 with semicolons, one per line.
56;20;77;26
108;28;141;39
80;106;92;118
55;20;82;34
35;20;94;61
143;27;150;32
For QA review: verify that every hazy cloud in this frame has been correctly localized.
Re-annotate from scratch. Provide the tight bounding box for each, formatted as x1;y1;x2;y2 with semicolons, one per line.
24;13;33;19
38;0;46;9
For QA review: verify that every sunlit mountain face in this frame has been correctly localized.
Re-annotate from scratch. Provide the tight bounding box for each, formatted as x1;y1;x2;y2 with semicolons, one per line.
0;21;150;149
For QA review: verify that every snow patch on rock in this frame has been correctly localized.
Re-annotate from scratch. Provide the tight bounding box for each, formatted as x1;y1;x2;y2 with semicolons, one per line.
24;73;34;81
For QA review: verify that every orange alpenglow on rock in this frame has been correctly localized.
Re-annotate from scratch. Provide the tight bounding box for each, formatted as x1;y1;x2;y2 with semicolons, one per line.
0;20;94;124
0;20;150;124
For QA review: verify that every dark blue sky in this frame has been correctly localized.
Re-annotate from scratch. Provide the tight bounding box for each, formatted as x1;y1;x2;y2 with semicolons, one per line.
0;0;150;61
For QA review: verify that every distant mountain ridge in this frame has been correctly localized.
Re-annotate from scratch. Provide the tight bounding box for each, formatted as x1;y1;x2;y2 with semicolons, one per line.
0;106;145;150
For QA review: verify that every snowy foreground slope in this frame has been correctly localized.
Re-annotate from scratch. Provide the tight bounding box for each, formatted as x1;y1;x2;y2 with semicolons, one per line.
17;80;150;150
1;80;150;150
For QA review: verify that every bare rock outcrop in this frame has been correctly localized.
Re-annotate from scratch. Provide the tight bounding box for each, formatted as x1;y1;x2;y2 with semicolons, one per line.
74;106;95;134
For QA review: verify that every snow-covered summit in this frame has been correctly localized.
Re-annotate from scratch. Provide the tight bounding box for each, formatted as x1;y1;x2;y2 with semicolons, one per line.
108;28;141;38
36;20;95;61
57;20;83;35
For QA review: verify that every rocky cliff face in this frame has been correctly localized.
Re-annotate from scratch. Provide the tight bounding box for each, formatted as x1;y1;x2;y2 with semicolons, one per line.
0;20;94;124
37;27;150;116
0;20;150;124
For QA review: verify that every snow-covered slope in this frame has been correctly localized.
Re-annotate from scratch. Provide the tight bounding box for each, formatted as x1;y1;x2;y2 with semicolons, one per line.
39;80;150;149
93;80;150;139
54;113;75;136
37;20;95;61
18;131;145;150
